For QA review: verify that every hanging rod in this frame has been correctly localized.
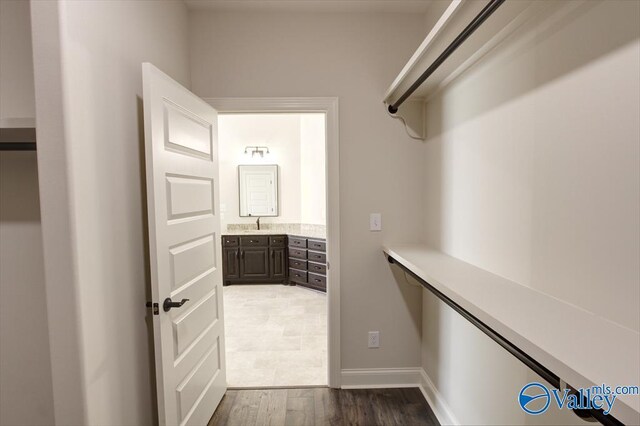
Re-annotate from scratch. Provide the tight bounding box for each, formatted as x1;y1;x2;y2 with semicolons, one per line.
0;142;36;151
387;254;624;426
388;0;506;114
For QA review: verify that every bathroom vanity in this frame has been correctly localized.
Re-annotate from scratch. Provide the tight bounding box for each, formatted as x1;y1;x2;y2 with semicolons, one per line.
223;163;327;291
221;232;327;292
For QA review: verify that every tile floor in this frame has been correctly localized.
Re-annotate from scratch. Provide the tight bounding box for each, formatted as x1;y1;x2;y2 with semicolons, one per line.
223;284;327;387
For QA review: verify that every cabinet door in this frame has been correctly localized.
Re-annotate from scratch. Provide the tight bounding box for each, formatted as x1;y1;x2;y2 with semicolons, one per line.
270;248;286;280
240;247;270;280
223;248;240;280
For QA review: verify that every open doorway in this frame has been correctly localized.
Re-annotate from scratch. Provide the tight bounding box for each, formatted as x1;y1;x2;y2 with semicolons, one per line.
216;110;331;388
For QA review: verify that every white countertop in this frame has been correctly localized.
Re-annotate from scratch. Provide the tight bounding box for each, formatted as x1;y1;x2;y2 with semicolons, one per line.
224;223;326;240
384;244;640;424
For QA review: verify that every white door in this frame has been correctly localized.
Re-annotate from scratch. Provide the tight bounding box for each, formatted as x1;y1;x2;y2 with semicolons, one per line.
246;173;272;215
143;63;226;426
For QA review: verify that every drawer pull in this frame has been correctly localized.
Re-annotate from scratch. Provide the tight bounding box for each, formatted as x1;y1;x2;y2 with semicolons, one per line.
314;279;322;283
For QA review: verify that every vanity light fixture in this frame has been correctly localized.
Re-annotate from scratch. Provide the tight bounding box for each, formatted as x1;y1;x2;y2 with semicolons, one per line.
244;146;270;158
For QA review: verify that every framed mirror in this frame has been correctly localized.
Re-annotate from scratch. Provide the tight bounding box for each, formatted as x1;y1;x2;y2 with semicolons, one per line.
238;165;279;217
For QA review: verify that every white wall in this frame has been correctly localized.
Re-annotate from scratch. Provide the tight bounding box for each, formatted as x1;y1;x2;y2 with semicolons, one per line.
190;11;427;370
300;113;326;225
0;2;55;425
30;0;191;424
0;0;35;126
219;113;302;229
0;152;55;426
422;1;639;424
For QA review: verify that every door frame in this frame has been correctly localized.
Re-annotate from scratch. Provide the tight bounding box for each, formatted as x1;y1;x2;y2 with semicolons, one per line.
204;97;341;388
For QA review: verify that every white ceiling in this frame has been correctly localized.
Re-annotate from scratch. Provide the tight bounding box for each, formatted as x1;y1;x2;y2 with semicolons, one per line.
184;0;434;14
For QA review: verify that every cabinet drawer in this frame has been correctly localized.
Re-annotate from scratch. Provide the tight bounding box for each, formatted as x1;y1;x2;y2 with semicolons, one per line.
222;236;239;247
288;258;307;270
307;250;326;263
240;236;269;247
308;272;327;289
307;261;326;275
288;236;307;248
269;235;286;247
288;247;307;259
308;239;326;252
289;268;307;284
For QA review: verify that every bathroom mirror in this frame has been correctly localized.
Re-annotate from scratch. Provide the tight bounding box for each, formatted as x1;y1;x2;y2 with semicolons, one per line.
238;165;279;217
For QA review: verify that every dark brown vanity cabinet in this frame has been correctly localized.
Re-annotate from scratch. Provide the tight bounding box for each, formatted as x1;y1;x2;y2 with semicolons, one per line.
288;236;327;292
222;235;287;285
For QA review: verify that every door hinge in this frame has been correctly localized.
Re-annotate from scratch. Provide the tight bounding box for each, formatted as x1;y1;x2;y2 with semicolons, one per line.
327;261;330;270
146;301;159;315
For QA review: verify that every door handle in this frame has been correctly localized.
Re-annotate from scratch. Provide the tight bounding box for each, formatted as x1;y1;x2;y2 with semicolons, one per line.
271;250;275;258
163;298;189;312
241;250;245;259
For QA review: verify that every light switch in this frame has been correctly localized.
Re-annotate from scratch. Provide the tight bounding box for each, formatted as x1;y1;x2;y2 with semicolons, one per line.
370;213;382;231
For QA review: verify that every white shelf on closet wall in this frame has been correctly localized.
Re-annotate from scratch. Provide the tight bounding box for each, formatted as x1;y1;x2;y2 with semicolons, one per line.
384;244;640;425
383;0;541;140
0;117;37;150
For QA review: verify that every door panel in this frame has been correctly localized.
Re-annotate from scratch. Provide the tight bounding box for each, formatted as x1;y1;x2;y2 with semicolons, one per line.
143;63;226;426
240;248;269;279
166;175;214;221
169;234;215;291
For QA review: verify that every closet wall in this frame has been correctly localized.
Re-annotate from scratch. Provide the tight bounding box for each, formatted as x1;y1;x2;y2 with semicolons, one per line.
421;1;639;424
190;10;428;371
0;1;54;425
30;1;191;424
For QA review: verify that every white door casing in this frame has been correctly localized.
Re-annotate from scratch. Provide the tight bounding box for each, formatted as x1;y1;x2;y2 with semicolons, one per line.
143;63;226;426
204;97;341;388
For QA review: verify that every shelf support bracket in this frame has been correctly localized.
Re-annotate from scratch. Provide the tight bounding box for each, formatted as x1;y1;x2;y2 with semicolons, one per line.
386;100;425;141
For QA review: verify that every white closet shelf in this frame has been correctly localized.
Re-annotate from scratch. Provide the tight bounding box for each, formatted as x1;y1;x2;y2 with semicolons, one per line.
384;244;639;425
0;118;36;151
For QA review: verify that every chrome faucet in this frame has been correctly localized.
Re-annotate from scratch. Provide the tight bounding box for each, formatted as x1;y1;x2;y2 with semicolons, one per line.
256;217;261;230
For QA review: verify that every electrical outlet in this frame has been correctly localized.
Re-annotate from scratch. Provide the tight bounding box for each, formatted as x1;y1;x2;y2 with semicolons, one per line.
370;213;382;231
368;331;380;348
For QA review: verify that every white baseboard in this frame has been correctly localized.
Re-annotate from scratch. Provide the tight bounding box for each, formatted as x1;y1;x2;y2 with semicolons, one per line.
340;367;422;389
418;369;459;426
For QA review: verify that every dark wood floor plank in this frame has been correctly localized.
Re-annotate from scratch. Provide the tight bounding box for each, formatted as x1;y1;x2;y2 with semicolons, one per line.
285;392;315;426
225;389;262;426
313;388;342;426
210;387;440;426
255;389;287;426
208;390;237;426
